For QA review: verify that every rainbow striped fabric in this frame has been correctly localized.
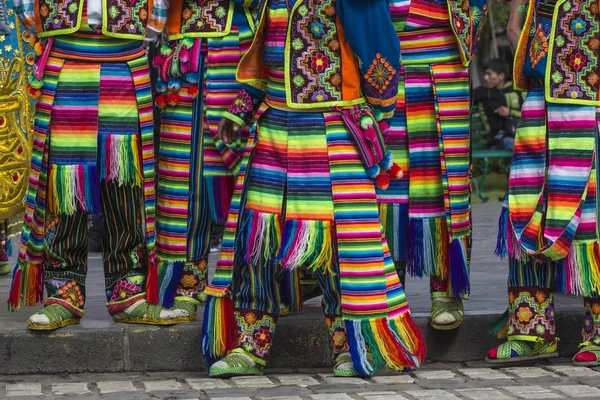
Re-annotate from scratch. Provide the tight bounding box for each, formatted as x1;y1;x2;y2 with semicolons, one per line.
377;2;472;298
9;31;156;310
498;89;600;298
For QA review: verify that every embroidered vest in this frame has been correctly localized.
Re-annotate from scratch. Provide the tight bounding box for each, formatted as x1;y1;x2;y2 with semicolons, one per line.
33;0;154;39
167;0;252;40
389;0;487;67
236;0;364;109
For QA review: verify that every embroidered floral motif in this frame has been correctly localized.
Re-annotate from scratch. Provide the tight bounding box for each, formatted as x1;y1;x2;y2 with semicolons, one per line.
58;280;85;308
104;0;149;36
364;54;397;95
548;0;600;103
229;90;254;114
507;288;555;341
39;0;79;33
325;315;349;354
288;0;342;105
235;309;277;362
176;260;208;300
179;0;231;36
448;0;488;63
529;24;548;68
582;299;600;342
110;280;141;302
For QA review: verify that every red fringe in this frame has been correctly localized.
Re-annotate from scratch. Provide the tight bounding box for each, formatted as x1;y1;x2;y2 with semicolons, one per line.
222;296;237;352
406;314;428;363
377;318;416;368
146;260;159;304
8;268;22;311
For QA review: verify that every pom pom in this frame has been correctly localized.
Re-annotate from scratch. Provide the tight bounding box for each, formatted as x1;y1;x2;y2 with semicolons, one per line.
155;94;167;109
376;173;390;190
181;37;194;49
365;126;377;142
188;85;199;98
153;54;165;67
156;80;167;93
168;78;182;92
381;151;394;171
160;44;173;56
167;92;180;106
367;164;380;179
179;48;190;63
185;72;200;84
373;109;383;122
27;85;41;100
360;115;374;130
378;121;390;134
389;163;403;179
28;74;43;89
33;42;44;56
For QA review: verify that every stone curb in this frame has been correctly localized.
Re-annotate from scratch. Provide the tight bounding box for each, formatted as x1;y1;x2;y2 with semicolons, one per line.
0;308;583;375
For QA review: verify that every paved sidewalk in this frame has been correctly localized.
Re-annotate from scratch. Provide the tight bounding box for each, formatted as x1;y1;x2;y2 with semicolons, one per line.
1;362;600;399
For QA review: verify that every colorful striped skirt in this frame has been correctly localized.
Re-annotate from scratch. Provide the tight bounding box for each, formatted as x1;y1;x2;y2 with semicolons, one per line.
8;31;156;310
203;104;426;375
154;8;254;307
376;26;472;299
497;89;600;299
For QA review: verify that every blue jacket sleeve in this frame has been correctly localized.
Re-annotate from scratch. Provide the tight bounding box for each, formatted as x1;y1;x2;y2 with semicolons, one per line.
336;0;401;125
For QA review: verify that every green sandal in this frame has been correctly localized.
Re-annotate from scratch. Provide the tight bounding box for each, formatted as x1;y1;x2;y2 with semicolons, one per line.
28;304;81;331
573;339;600;367
209;349;264;378
112;301;178;326
172;297;199;322
333;352;360;377
0;262;10;276
486;339;559;364
430;298;464;330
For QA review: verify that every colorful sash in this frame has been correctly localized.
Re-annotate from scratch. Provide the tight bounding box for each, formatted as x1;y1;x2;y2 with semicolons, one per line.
501;89;600;297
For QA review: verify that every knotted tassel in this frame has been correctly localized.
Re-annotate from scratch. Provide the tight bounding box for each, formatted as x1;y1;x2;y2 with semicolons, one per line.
7;267;22;311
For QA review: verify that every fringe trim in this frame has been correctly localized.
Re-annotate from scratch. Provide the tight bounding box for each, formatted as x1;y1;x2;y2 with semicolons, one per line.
379;203;408;263
407;218;448;280
47;164;101;216
277;220;333;272
565;242;600;298
146;258;159;305
99;134;143;187
7;262;45;311
6;239;13;257
157;259;185;308
205;175;235;224
345;313;426;377
449;238;470;298
488;309;509;339
202;295;236;367
236;210;282;265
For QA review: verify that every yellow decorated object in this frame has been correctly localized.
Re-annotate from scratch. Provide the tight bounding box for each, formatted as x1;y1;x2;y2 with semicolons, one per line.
0;1;34;235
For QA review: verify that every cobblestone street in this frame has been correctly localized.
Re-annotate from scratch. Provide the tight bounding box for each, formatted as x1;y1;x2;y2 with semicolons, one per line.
2;362;600;399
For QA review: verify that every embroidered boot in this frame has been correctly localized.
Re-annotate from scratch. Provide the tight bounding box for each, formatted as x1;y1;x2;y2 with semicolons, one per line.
209;308;277;378
170;260;209;322
325;316;358;377
487;287;558;363
573;298;600;366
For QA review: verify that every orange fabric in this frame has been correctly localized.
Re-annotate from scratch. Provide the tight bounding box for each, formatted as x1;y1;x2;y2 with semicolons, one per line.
237;7;269;85
34;0;43;35
167;0;182;37
337;17;361;102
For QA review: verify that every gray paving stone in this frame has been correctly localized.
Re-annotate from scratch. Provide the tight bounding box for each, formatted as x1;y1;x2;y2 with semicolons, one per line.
258;397;303;400
5;383;43;397
501;367;560;379
96;380;139;394
456;388;513;400
372;375;415;384
551;385;600;398
404;389;460;399
142;380;183;392
310;394;355;400
457;368;512;380
210;397;252;400
230;375;276;388
412;370;457;380
186;378;232;390
51;382;91;395
317;374;369;385
357;391;408;400
272;374;319;387
501;385;564;399
547;366;600;378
